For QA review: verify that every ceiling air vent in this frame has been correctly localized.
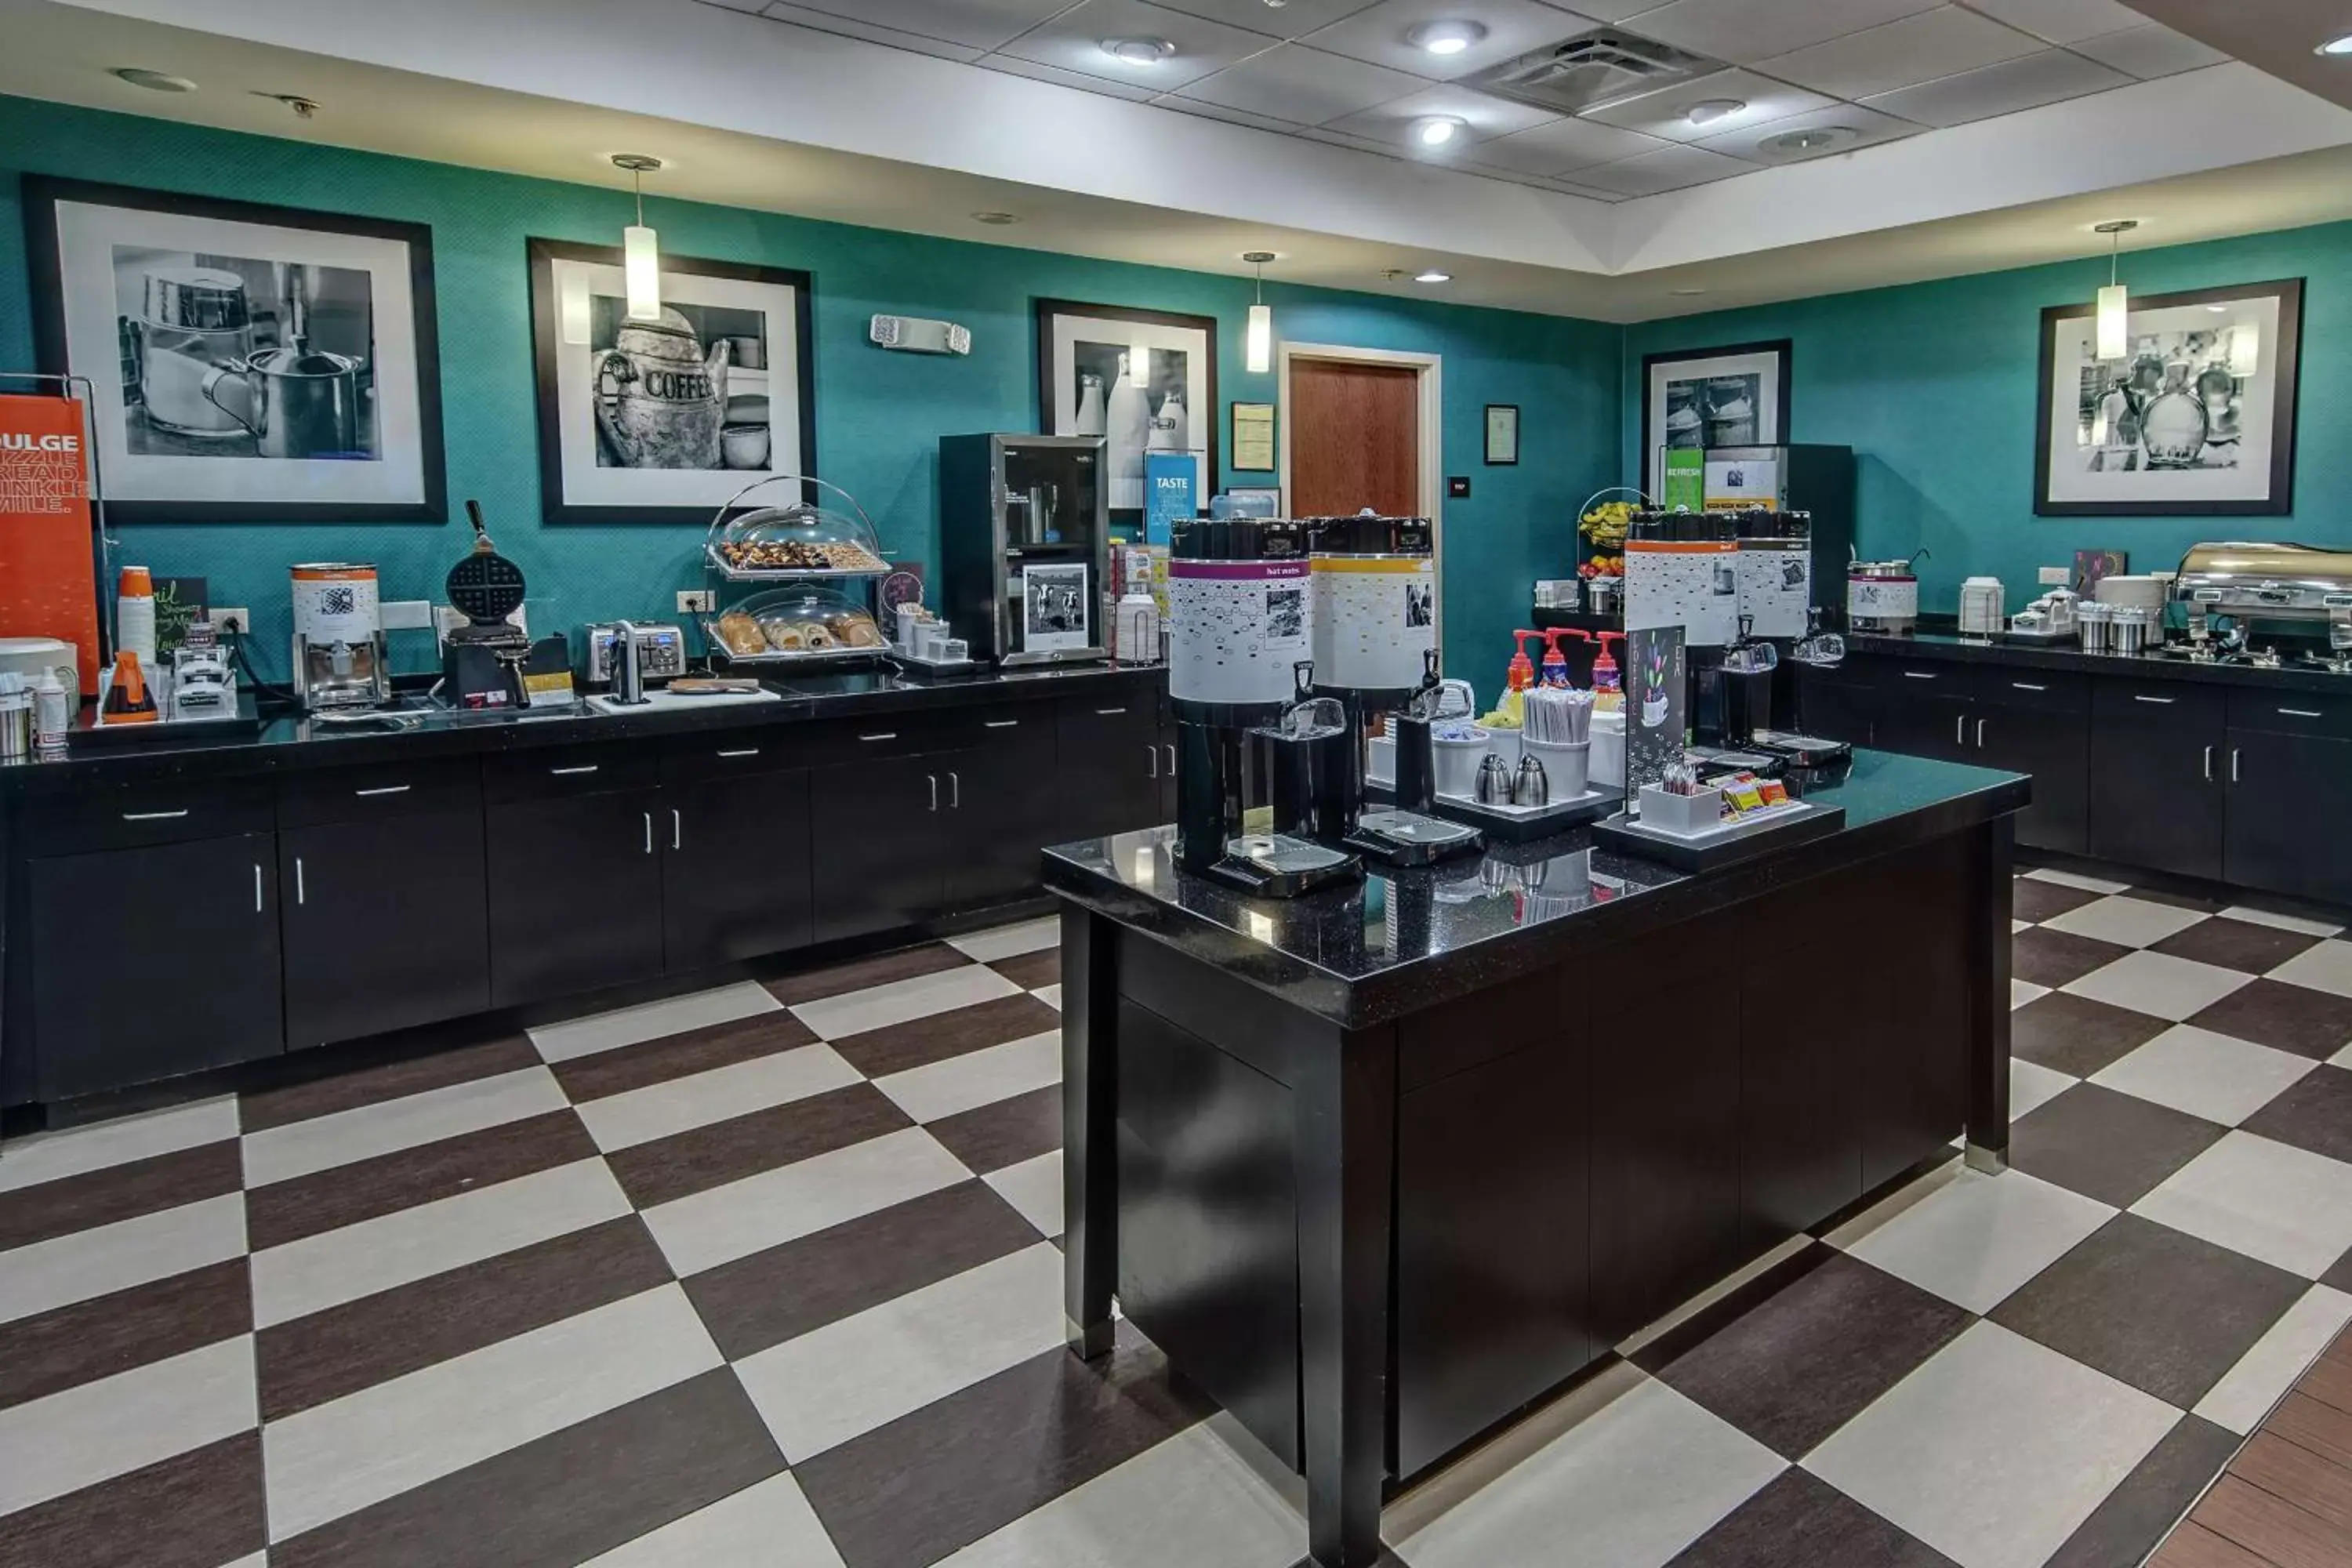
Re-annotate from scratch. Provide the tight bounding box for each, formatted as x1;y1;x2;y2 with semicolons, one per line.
1459;30;1721;118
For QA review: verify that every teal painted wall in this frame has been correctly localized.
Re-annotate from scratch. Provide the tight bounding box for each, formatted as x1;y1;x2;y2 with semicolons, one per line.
0;96;1619;680
1624;222;2352;614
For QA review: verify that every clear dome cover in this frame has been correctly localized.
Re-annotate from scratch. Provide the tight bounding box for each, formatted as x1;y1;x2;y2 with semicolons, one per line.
705;583;887;662
706;473;888;577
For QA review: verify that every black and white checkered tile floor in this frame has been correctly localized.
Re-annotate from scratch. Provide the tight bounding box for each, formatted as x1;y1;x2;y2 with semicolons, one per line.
1;867;2348;1568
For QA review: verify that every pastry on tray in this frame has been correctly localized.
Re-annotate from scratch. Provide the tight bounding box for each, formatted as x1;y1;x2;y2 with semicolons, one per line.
714;611;767;657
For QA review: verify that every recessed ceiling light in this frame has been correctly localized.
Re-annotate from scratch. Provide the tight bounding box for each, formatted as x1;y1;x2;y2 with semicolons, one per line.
2317;32;2352;54
1414;269;1451;284
2207;303;2230;313
971;211;1020;225
1412;115;1467;148
1406;20;1489;56
1762;125;1857;154
1102;36;1176;65
1685;99;1745;126
112;67;196;93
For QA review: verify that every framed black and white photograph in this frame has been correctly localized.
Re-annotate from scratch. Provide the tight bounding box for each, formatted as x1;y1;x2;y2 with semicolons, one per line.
2034;278;2302;517
1021;561;1092;653
1640;340;1791;502
1036;299;1216;515
529;238;814;525
24;176;445;523
1484;403;1519;466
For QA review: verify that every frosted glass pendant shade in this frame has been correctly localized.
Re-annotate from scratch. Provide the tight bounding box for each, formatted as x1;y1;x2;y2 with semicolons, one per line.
1246;303;1272;374
2096;284;2127;361
2228;325;2259;379
624;224;662;321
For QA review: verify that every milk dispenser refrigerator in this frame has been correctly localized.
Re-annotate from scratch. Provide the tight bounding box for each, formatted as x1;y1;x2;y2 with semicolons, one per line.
1168;517;1363;898
938;434;1111;666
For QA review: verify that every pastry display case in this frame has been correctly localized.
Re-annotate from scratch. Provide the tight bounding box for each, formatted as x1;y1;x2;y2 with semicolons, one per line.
700;474;895;666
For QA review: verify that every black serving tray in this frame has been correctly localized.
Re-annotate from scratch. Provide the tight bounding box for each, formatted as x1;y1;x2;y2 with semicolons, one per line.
1590;799;1845;871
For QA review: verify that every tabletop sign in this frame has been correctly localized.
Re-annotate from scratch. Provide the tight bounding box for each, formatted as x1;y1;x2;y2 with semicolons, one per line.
0;394;101;694
1624;624;1686;804
1144;449;1196;548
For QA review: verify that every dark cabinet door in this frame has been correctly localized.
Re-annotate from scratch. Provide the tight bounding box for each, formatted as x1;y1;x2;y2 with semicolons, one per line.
1795;673;1878;747
1588;939;1743;1345
1875;691;1972;761
1057;699;1163;841
486;791;666;1008
1156;717;1179;822
29;833;285;1100
2089;686;2226;881
1972;703;2089;855
809;753;948;944
1397;1014;1591;1478
942;723;1058;909
663;768;814;971
2225;730;2352;902
281;809;490;1050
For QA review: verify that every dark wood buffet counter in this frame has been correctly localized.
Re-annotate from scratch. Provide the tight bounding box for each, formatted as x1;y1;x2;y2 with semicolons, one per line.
1;666;1172;1116
1042;750;2030;1568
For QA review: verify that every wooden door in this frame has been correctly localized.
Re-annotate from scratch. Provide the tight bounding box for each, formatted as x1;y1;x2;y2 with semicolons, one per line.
1290;358;1418;517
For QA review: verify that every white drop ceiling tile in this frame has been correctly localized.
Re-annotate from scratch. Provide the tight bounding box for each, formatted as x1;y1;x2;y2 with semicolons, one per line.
771;0;1075;52
997;0;1283;91
1292;123;1410;156
1177;42;1430;123
1470;114;1667;173
1958;0;2144;46
1861;46;2129;126
2071;22;2229;79
1152;95;1315;133
1145;0;1393;39
1755;5;2044;100
696;0;769;14
1567;141;1752;196
1301;0;1606;82
1322;82;1562;145
756;3;988;60
1581;67;1835;143
1694;102;1921;162
978;53;1167;100
1611;0;1943;64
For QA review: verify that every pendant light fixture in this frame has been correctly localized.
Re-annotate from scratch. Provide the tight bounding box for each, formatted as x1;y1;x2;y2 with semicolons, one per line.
613;154;665;322
2093;219;2137;362
1243;251;1276;375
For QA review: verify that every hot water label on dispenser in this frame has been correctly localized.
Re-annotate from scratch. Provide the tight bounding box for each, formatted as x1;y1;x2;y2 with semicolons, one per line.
1169;558;1311;708
1310;555;1436;692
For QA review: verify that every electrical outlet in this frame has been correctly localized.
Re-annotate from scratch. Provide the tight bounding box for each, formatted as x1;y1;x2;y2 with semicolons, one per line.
213;606;252;635
2038;566;2069;586
677;590;715;615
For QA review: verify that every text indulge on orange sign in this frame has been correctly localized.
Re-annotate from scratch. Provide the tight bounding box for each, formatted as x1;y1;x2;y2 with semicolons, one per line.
0;394;100;695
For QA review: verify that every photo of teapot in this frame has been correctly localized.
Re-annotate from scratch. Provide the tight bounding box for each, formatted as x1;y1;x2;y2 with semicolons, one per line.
593;307;731;469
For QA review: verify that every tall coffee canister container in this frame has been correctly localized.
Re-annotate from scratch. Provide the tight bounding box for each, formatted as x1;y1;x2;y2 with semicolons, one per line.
1169;517;1313;870
1306;514;1436;706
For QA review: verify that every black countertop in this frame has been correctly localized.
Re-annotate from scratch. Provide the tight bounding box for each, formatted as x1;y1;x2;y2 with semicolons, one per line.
1042;748;2029;1028
1842;632;2352;695
0;663;1163;797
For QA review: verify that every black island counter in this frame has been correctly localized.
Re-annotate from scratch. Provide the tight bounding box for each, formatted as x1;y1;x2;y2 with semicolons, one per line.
1044;749;2031;1568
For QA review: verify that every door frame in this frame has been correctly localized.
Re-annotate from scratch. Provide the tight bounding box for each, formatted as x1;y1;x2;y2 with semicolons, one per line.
1278;340;1446;647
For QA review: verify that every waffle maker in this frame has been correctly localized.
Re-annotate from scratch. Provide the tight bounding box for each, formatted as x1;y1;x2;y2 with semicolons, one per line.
441;499;532;708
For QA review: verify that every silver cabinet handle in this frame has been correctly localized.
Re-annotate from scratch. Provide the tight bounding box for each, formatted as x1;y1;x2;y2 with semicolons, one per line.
2279;707;2324;718
672;808;682;851
1096;706;1129;714
1955;714;1965;745
716;747;760;758
926;774;938;811
122;808;188;821
550;764;601;775
254;864;264;914
1165;743;1176;776
296;857;306;906
860;731;898;742
2231;747;2241;784
949;771;960;808
1975;717;1986;748
2133;695;2176;706
354;784;412;797
2204;745;2213;782
983;719;1020;729
2012;682;2047;692
1147;744;1158;779
1902;671;1939;681
643;812;653;855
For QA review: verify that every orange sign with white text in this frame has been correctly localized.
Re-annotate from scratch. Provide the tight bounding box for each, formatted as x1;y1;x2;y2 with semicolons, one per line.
0;394;101;695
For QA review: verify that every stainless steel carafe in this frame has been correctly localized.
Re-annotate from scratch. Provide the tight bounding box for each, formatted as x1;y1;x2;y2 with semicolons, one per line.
133;267;255;437
203;347;366;459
